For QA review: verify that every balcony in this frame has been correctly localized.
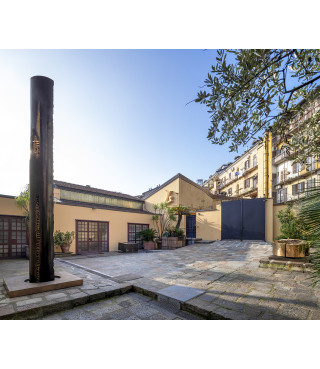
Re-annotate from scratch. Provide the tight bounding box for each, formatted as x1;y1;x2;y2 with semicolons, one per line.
240;186;258;196
272;136;281;146
273;150;293;165
243;164;258;176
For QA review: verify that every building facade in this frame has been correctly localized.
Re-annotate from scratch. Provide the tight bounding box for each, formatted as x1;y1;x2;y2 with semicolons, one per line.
273;99;320;204
0;174;221;258
204;132;273;199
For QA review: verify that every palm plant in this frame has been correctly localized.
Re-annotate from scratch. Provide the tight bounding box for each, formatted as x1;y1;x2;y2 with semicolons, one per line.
137;228;157;242
171;205;191;229
296;183;320;284
152;202;176;240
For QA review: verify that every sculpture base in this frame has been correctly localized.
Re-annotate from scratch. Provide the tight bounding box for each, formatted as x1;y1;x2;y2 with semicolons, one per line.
3;271;83;298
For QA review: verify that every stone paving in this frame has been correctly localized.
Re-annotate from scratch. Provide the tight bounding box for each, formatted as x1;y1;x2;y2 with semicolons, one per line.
40;291;202;320
1;240;320;319
56;240;320;320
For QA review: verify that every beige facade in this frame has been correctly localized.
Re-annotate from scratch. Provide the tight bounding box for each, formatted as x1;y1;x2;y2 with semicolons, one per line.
54;203;153;253
272;99;320;204
0;195;25;217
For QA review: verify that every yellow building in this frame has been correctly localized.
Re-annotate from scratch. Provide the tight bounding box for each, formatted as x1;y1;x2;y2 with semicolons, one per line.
0;173;222;258
204;132;273;199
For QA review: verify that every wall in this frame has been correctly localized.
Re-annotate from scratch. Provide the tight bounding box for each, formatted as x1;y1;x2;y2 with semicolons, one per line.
0;196;25;216
265;198;273;243
144;178;180;212
54;204;153;253
179;178;216;210
196;204;221;241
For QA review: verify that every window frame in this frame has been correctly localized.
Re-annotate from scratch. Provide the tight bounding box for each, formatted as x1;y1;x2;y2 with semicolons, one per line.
128;223;149;243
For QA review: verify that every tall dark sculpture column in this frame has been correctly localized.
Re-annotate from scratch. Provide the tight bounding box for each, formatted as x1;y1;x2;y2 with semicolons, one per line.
29;76;55;282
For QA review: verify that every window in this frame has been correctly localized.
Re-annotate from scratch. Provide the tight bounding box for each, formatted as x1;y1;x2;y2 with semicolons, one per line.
76;220;109;253
228;188;232;196
306;178;316;189
0;216;27;259
229;173;232;180
60;189;143;210
244;179;250;188
244;160;250;170
253;155;257;167
292;162;300;174
306;157;315;171
292;182;305;195
252;176;258;189
277;188;287;203
128;223;149;243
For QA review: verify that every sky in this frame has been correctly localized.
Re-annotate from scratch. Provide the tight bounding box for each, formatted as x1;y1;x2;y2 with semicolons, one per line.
0;49;248;197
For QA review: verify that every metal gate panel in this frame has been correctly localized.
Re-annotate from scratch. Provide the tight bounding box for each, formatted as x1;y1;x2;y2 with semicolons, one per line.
242;198;265;240
221;199;265;241
221;200;242;240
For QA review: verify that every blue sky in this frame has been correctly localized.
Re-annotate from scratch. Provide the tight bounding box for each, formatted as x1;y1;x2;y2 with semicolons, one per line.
0;49;245;197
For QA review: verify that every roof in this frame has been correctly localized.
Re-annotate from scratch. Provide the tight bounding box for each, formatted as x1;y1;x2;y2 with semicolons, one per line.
0;194;15;199
54;180;144;202
139;173;231;201
55;198;153;214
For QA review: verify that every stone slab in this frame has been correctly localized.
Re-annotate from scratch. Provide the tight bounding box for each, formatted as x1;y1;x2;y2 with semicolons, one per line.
157;285;205;302
112;274;143;283
3;271;83;298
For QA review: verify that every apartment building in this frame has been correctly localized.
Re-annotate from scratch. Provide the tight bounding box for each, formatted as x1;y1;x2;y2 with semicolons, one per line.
204;132;273;199
273;98;320;204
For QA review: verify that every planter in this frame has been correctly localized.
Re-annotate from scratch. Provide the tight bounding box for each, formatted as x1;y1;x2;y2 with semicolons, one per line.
273;239;310;258
60;244;71;253
118;242;138;253
156;240;162;250
144;241;156;250
162;237;186;249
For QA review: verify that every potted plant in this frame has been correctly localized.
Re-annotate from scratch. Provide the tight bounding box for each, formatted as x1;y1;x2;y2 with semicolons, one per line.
162;227;186;249
273;204;310;258
137;228;157;250
152;202;176;249
53;230;75;253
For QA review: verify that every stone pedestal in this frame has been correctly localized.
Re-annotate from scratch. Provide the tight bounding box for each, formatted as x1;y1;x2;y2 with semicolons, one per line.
3;271;83;298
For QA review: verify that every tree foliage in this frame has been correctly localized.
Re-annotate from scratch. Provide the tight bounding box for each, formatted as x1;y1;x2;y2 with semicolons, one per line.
195;49;320;163
15;185;30;227
276;204;309;240
297;186;320;284
171;205;191;229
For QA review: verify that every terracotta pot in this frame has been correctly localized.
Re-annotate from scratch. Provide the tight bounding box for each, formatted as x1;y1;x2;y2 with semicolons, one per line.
144;241;156;250
60;244;70;253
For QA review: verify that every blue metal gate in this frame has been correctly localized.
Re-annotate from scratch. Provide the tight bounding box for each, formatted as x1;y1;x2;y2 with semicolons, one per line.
186;215;196;238
221;198;265;240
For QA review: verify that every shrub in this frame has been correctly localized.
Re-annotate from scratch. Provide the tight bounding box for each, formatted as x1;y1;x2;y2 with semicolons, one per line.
137;228;157;242
53;230;75;246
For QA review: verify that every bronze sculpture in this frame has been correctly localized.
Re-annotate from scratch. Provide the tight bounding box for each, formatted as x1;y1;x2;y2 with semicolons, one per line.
29;76;55;282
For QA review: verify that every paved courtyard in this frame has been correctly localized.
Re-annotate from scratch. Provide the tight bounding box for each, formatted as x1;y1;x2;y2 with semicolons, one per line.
41;292;202;320
1;240;320;319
